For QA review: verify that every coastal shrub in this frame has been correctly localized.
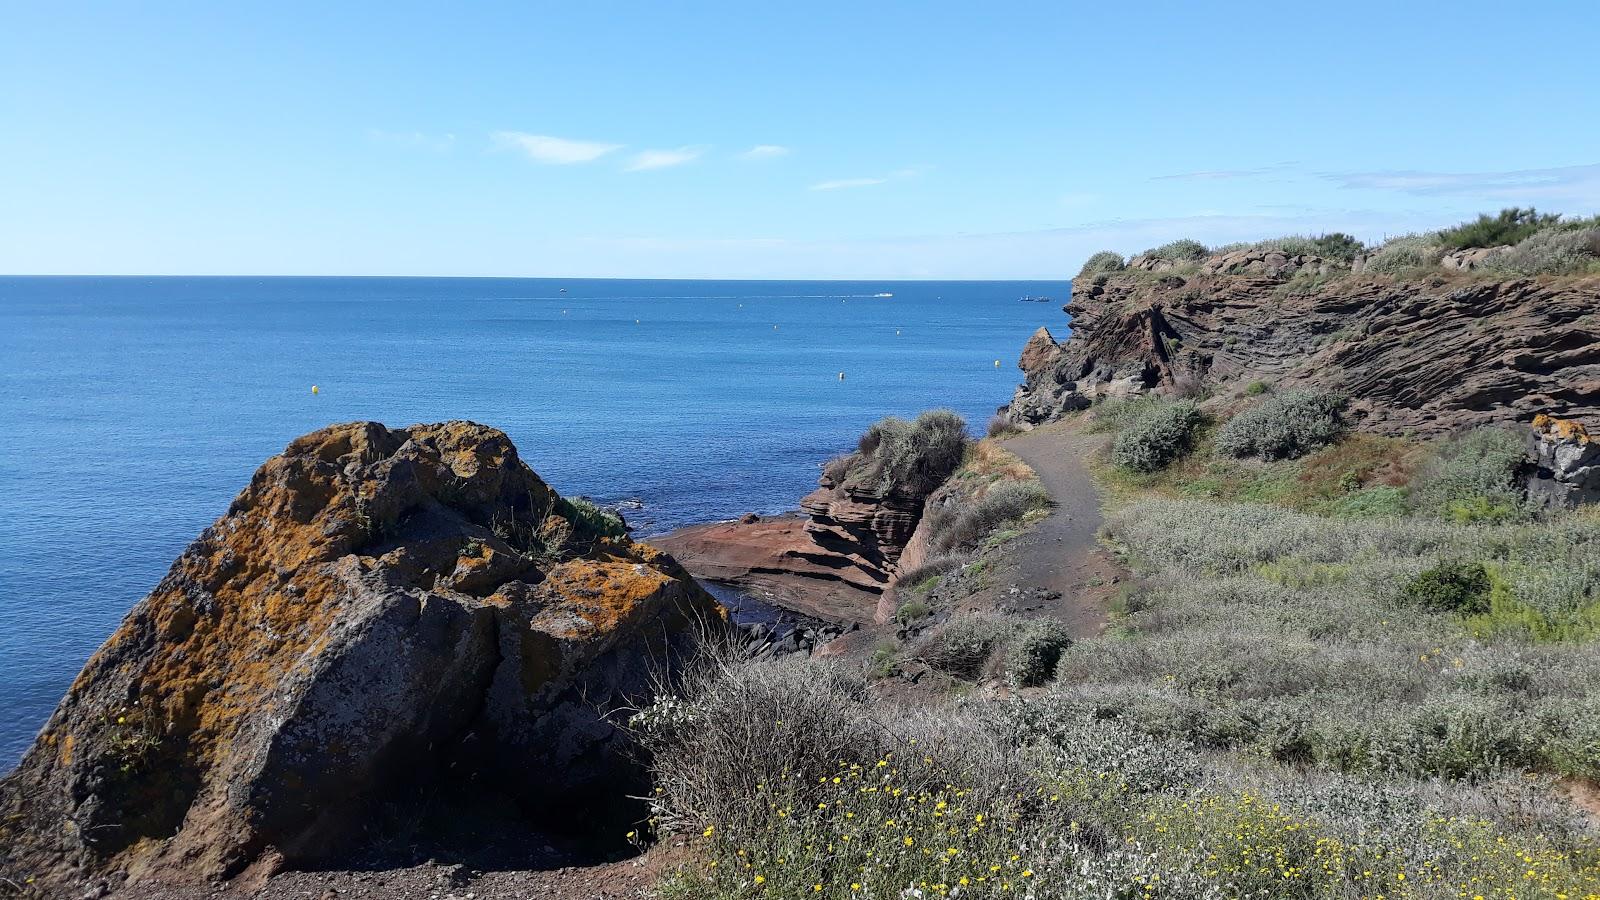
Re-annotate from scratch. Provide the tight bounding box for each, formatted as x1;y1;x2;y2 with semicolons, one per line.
925;479;1051;554
1213;389;1346;461
894;599;930;623
632;656;887;836
1412;427;1525;522
1401;560;1493;615
1328;485;1409;519
985;414;1021;438
894;553;964;589
557;496;628;540
852;409;969;496
1142;238;1208;261
1109;399;1203;472
1088;394;1160;432
1004;619;1073;689
1213;233;1365;263
1078;250;1126;276
1309;232;1366;262
1437;206;1561;251
915;615;1016;680
1478;226;1600;276
1365;233;1441;273
1243;379;1270;396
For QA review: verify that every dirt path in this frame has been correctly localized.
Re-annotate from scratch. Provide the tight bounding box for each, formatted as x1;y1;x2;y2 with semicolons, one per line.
997;421;1115;638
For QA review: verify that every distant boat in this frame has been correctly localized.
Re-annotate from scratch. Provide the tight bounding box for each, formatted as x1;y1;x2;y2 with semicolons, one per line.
559;288;567;293
1019;295;1054;302
874;292;893;298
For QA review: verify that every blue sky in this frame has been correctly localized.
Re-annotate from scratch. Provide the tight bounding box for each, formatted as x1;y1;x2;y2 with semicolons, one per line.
3;1;1598;278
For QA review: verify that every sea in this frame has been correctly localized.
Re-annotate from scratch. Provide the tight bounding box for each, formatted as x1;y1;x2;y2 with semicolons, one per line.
0;276;1066;767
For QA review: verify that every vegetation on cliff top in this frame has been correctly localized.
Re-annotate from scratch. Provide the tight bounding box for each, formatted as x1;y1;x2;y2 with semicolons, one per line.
828;409;970;497
1080;207;1600;279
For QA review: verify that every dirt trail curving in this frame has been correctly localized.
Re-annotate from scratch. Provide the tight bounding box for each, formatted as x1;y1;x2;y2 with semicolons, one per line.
997;421;1116;638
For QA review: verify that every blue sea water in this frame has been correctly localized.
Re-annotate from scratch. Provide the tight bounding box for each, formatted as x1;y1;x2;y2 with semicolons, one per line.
0;276;1065;767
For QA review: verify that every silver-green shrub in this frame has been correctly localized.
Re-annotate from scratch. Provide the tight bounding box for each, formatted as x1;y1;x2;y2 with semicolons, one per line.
1077;250;1126;276
914;615;1016;680
1213;389;1345;460
1365;233;1442;273
1478;226;1600;276
1004;619;1072;689
1109;399;1203;472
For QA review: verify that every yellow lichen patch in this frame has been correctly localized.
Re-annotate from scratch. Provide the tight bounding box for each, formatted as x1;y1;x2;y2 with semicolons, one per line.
538;555;676;638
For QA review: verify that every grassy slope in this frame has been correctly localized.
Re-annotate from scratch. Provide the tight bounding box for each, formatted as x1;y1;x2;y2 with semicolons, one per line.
641;406;1600;899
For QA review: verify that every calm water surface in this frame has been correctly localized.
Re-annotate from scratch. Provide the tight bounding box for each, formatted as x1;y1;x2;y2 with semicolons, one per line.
0;276;1065;766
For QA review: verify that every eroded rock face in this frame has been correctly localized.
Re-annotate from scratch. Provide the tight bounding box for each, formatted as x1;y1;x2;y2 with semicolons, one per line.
0;422;721;889
1527;414;1600;508
1001;268;1600;436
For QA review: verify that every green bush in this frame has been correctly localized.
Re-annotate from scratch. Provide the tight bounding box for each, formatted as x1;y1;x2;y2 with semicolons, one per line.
895;554;963;588
557;496;628;540
851;409;969;496
915;615;1016;680
1402;560;1492;615
1413;427;1525;521
1005;620;1073;689
1365;234;1441;273
1110;399;1203;472
1243;380;1270;396
1328;485;1409;519
1437;207;1561;251
1309;232;1366;262
985;414;1021;439
924;479;1051;554
1142;238;1208;261
1214;390;1346;461
895;600;931;623
1478;226;1600;276
1078;250;1126;276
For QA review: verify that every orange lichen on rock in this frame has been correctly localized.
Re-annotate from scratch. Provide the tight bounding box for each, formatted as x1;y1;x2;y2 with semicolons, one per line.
0;421;723;890
1534;412;1591;444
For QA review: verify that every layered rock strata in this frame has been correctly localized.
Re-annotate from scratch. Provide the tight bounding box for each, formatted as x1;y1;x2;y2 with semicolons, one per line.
1003;268;1600;436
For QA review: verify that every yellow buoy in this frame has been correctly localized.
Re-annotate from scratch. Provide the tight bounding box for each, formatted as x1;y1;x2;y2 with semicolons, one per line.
311;385;319;395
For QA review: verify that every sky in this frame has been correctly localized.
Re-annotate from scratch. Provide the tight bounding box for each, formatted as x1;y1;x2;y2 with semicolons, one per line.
2;1;1598;279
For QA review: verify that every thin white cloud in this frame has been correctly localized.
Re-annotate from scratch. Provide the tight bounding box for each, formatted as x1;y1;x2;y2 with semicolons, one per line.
493;131;623;164
810;177;888;191
624;146;707;172
1324;163;1600;206
740;144;790;160
810;165;930;192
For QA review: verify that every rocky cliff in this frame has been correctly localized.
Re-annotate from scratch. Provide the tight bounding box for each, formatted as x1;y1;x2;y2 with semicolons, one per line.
653;473;923;624
657;412;967;624
1003;268;1600;435
0;422;722;891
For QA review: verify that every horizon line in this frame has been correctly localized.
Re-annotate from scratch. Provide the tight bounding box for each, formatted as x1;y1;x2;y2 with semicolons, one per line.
0;272;1071;282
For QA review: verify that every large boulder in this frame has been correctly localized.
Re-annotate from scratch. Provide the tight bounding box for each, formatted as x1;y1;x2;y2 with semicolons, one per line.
0;422;722;890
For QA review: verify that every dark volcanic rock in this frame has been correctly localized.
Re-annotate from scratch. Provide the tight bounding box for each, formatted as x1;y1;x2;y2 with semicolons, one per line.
1002;267;1600;436
0;422;722;891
